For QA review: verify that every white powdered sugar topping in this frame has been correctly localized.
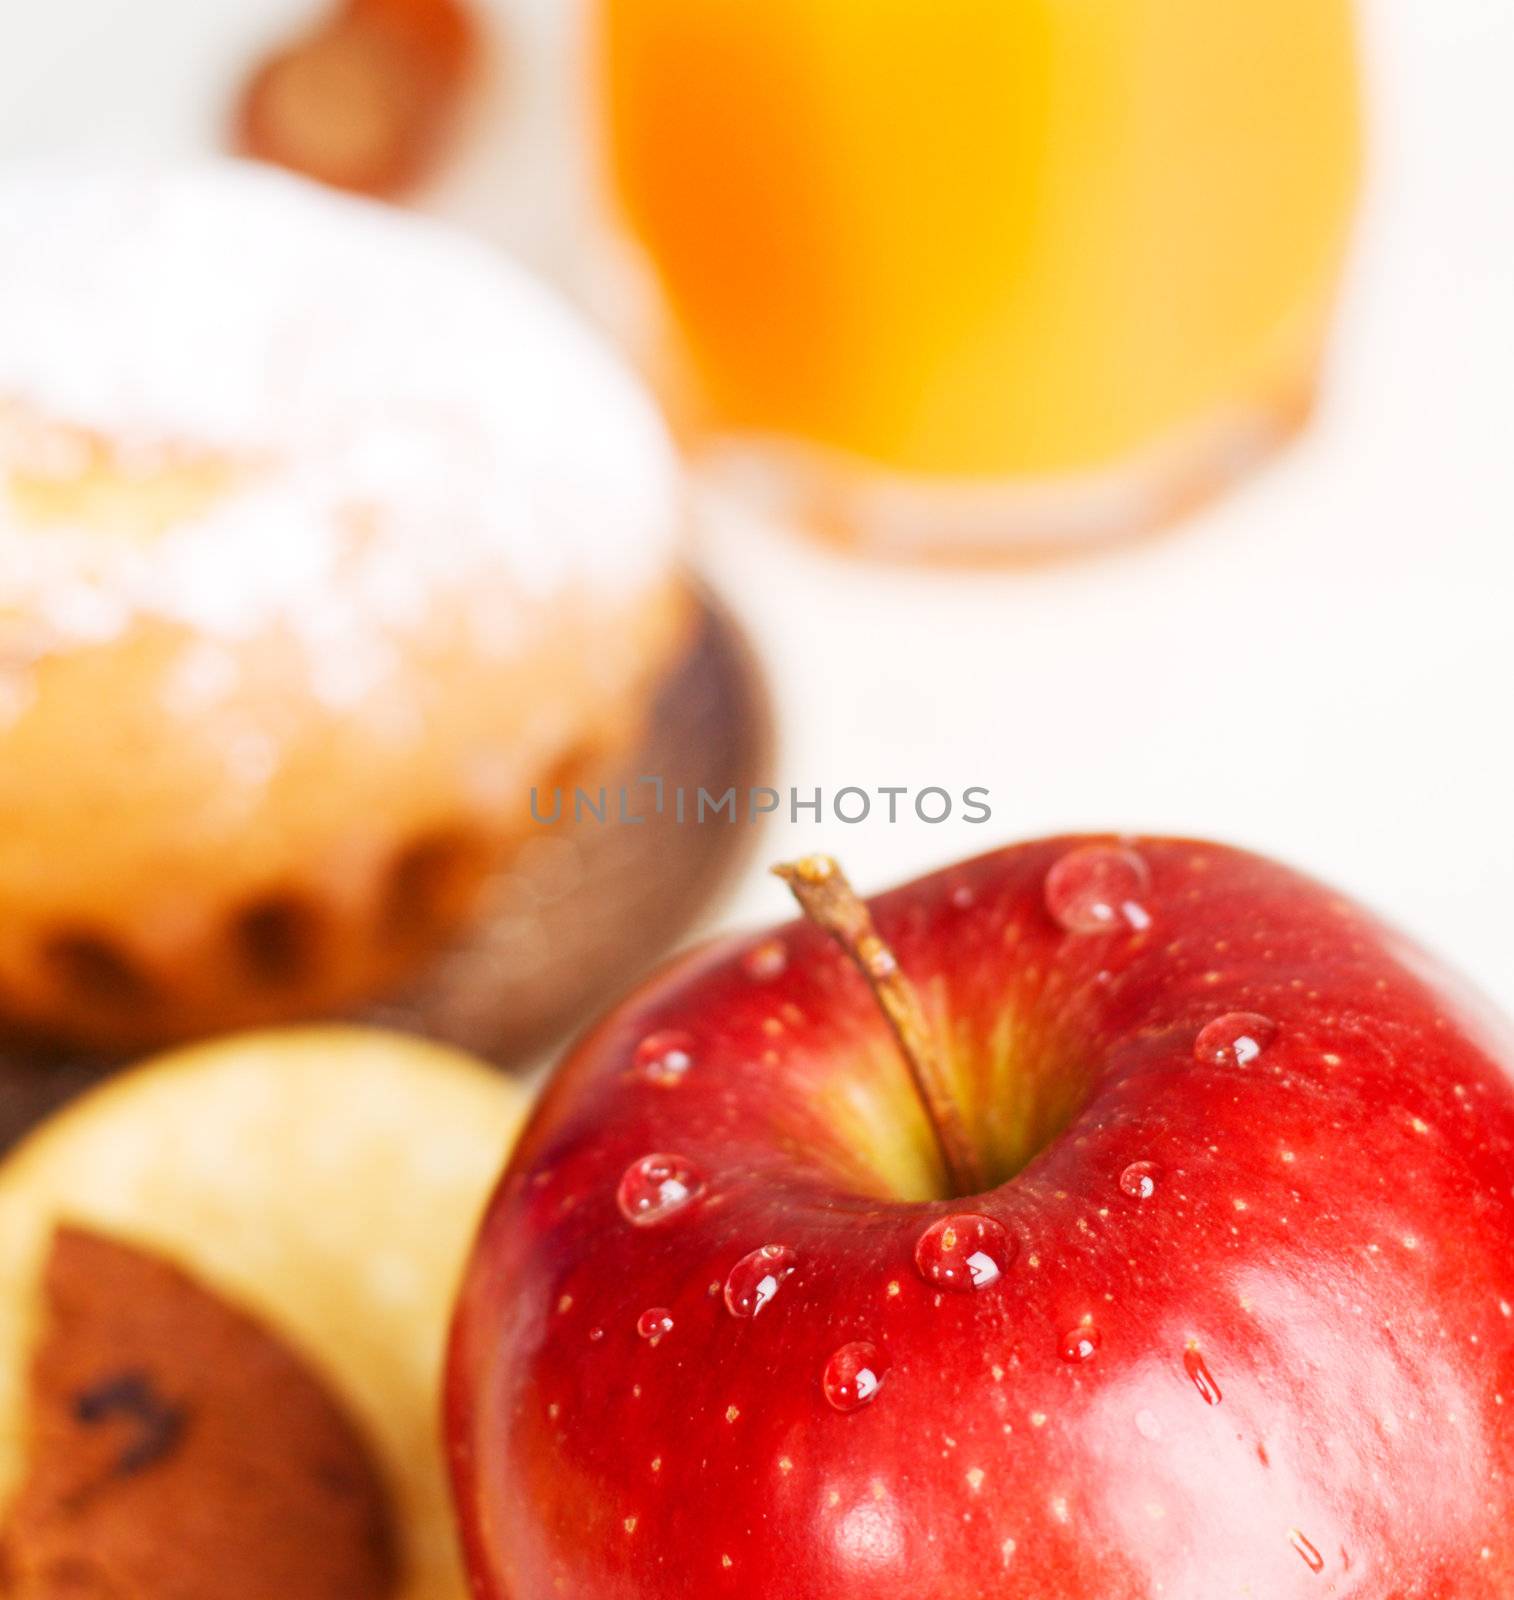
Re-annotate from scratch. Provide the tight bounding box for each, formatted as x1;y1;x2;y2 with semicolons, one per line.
0;160;681;678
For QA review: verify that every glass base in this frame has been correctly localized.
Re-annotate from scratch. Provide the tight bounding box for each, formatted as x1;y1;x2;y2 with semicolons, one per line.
691;367;1319;565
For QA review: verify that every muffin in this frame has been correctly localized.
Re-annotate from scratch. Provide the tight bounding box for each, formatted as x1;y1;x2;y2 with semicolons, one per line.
0;161;689;1050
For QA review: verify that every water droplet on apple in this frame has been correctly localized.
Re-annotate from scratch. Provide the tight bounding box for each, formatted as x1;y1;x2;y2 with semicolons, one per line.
742;939;788;982
1135;1408;1163;1441
1044;845;1152;934
634;1031;697;1086
1119;1160;1161;1200
1183;1346;1222;1405
1194;1012;1277;1068
1289;1529;1325;1573
1059;1325;1101;1364
914;1214;1016;1293
617;1154;706;1226
822;1341;889;1411
637;1308;674;1344
724;1245;798;1317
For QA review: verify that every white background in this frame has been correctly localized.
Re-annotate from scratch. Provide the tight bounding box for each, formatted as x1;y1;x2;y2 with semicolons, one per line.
3;1;1511;1018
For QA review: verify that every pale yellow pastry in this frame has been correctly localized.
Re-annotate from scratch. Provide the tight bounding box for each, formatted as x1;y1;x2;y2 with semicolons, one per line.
0;1026;530;1599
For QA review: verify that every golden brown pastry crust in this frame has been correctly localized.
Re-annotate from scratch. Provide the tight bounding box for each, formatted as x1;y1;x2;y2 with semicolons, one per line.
0;165;693;1049
0;576;689;1048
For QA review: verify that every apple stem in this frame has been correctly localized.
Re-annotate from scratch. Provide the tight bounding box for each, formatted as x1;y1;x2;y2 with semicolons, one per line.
773;856;984;1197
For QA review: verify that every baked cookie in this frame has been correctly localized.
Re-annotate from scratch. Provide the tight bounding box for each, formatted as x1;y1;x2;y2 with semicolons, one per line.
0;1027;529;1598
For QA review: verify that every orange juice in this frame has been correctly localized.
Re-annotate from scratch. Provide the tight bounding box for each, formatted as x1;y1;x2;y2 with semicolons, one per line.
596;0;1361;555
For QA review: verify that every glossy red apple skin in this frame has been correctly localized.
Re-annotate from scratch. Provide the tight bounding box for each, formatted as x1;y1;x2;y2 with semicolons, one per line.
447;837;1514;1599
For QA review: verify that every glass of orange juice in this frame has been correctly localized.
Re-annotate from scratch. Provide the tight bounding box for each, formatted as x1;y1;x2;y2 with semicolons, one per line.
590;0;1361;559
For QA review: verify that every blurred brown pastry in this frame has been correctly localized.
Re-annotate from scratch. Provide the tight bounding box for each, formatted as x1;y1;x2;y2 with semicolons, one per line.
237;0;478;199
0;161;690;1050
1;1227;399;1599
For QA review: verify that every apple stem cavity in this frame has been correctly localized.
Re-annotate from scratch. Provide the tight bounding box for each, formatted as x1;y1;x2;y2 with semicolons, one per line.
773;856;984;1196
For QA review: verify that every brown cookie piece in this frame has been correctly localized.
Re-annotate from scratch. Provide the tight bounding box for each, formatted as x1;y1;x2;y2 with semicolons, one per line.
0;1227;398;1598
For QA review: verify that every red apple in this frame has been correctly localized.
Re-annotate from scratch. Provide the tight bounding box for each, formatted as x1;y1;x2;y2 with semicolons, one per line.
447;836;1514;1598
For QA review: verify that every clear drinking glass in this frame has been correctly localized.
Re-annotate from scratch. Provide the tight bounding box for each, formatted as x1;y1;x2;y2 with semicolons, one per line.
590;0;1361;560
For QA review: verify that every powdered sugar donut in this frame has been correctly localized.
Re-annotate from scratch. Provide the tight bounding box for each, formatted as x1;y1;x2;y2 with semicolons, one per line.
0;160;690;1048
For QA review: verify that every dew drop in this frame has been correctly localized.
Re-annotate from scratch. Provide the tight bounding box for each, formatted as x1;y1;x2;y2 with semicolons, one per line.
1183;1346;1222;1406
1119;1161;1161;1200
914;1214;1016;1293
1045;845;1152;934
742;939;788;982
1289;1529;1325;1573
634;1031;697;1087
724;1245;798;1318
1059;1325;1101;1364
822;1341;889;1412
637;1308;674;1344
1194;1012;1277;1069
617;1154;706;1226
